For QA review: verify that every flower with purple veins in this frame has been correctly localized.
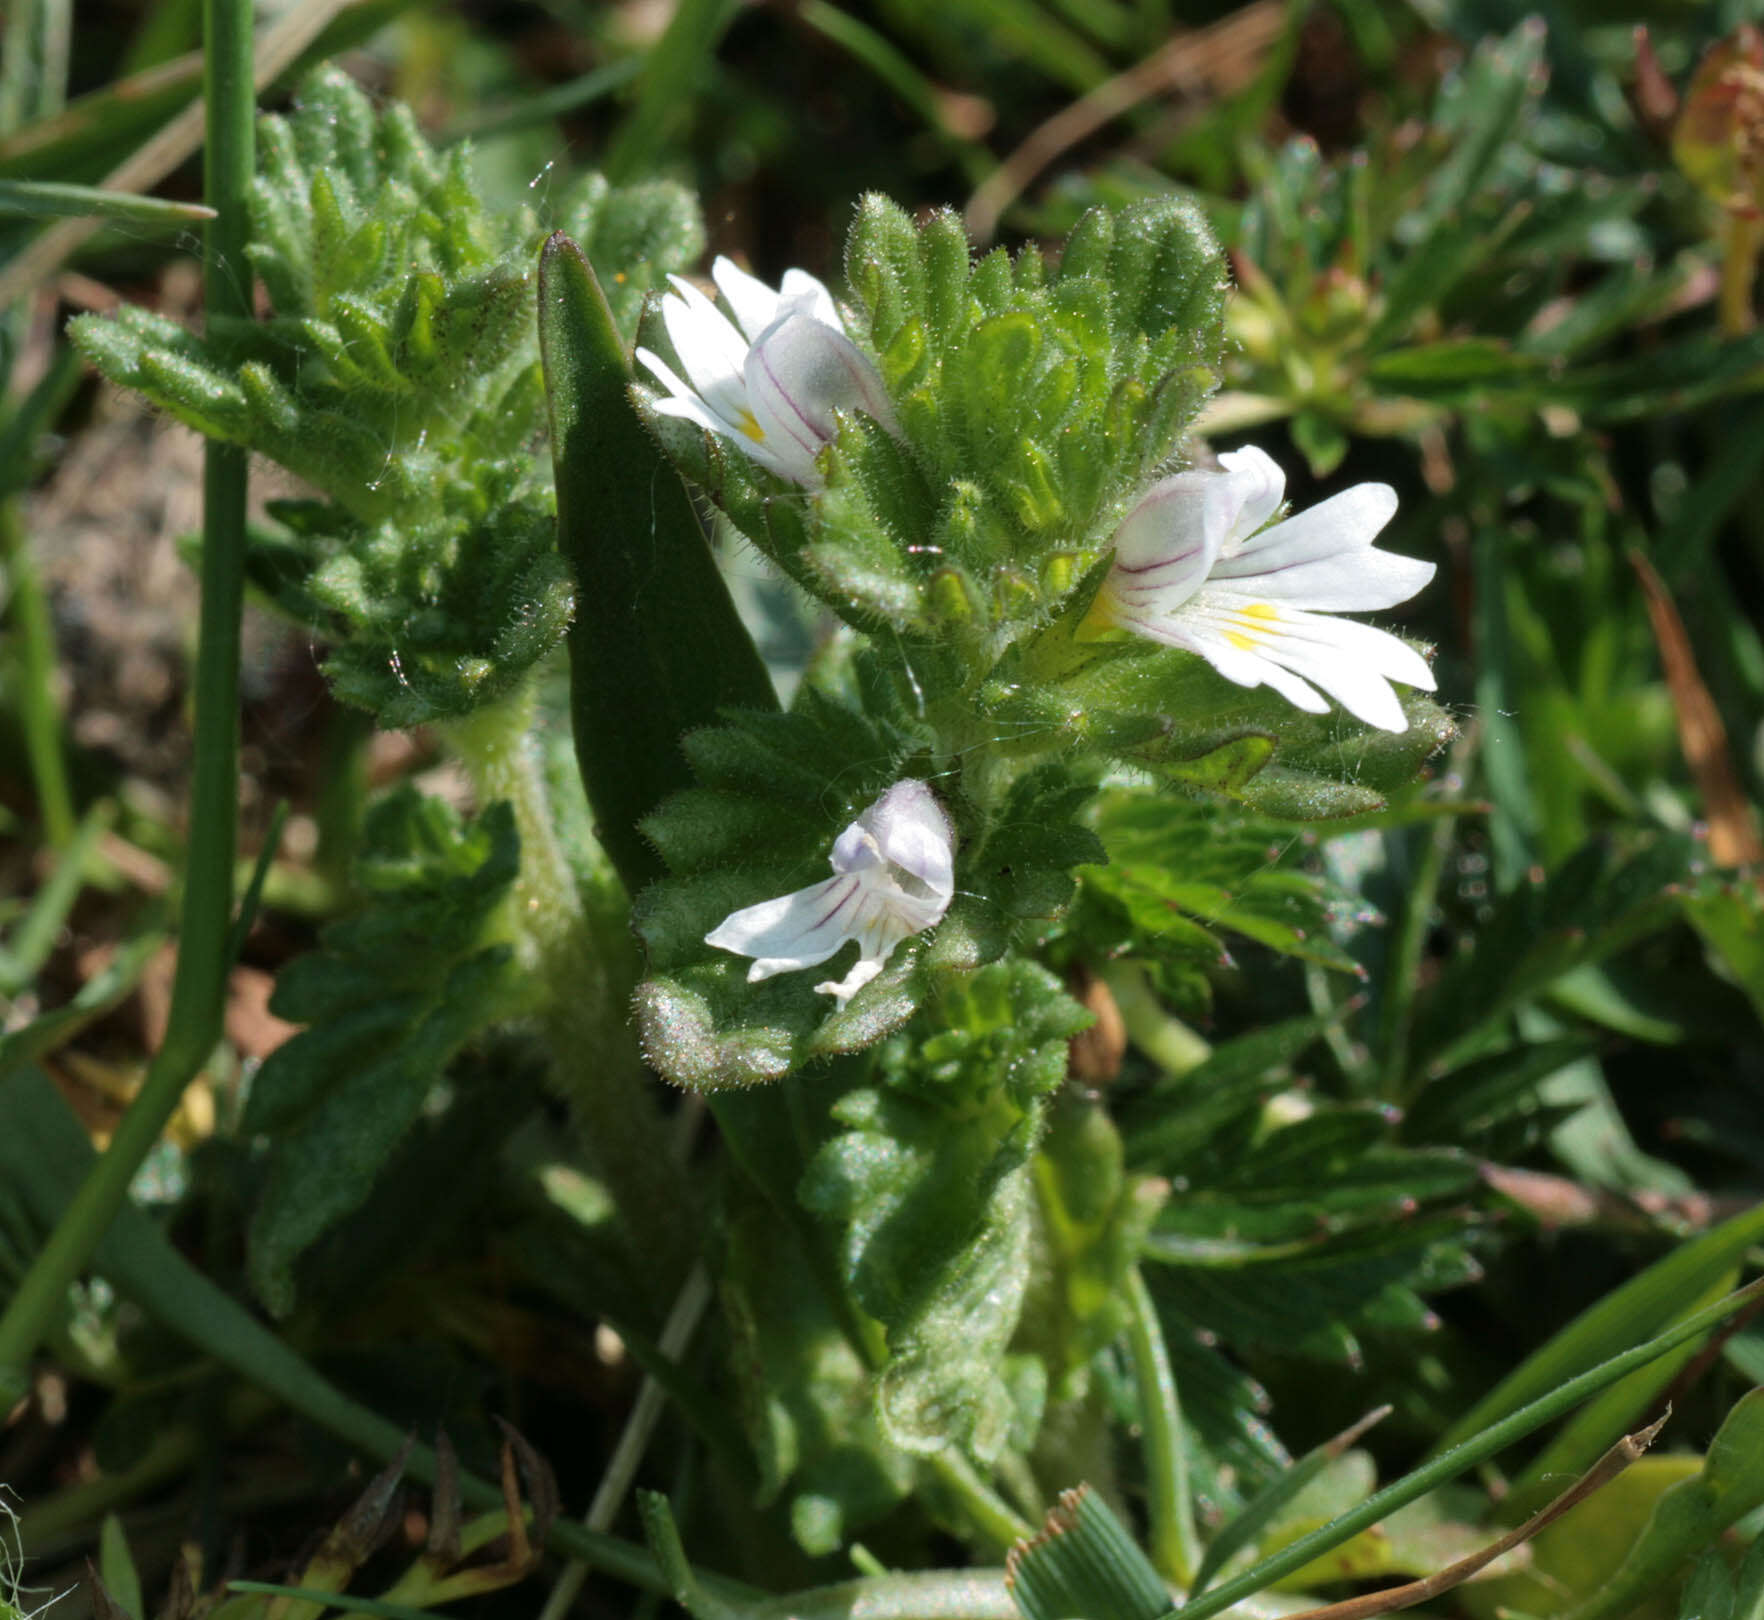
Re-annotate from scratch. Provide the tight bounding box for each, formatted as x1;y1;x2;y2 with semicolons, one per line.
636;256;897;486
1084;444;1438;733
704;779;955;1004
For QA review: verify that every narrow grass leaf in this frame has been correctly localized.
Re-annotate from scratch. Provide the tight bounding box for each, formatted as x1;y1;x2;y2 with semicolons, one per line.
1169;1275;1764;1620
1428;1201;1764;1460
1188;1406;1392;1596
0;176;213;220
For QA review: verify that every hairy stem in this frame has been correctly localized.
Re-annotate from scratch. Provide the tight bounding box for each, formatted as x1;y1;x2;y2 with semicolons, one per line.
443;691;693;1306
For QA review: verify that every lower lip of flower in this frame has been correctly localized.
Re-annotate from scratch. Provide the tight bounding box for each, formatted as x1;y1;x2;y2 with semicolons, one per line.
1221;600;1281;649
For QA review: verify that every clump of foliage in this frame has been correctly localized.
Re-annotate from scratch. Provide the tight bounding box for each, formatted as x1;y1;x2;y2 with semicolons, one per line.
1;8;1762;1620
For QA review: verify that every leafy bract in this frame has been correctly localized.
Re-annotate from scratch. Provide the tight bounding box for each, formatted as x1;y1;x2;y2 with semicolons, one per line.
984;625;1455;823
243;788;522;1315
1075;790;1363;990
634;693;1104;1088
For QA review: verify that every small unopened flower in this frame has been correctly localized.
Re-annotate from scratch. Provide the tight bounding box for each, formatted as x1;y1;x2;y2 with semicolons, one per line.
1086;445;1437;732
704;780;955;1004
636;256;897;485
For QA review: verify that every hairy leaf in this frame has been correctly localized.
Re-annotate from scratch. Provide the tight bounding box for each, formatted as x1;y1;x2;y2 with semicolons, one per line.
244;789;521;1315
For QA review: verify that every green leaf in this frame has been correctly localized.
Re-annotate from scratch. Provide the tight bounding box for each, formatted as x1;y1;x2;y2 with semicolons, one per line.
1189;1407;1391;1595
97;1515;144;1620
1366;337;1540;390
1410;834;1696;1076
538;231;776;892
0;176;214;222
801;962;1089;1455
1562;1390;1764;1620
721;1188;913;1555
244;789;522;1315
1735;1534;1764;1620
1401;1038;1596;1150
1684;884;1764;1028
1077;789;1361;978
1120;1015;1332;1167
1005;1486;1172;1620
1680;1552;1736;1620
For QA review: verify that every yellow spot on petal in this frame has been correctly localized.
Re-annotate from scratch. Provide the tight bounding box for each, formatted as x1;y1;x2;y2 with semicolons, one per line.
737;408;767;443
1222;602;1282;649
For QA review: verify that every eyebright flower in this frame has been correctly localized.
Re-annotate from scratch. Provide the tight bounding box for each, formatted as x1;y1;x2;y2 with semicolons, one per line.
704;779;956;1005
636;256;897;486
1085;445;1437;732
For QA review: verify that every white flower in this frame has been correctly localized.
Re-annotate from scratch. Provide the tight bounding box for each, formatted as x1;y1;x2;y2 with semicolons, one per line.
635;256;898;486
1086;445;1437;733
704;779;956;1004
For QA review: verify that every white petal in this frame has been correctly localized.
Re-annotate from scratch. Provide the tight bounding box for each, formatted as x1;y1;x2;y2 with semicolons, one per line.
648;390;737;440
1176;615;1333;713
1215;444;1286;545
703;780;956;1001
815;955;888;1004
780;268;843;327
854;779;956;900
1214;542;1436;613
658;277;752;422
639;346;801;479
1213;482;1398;575
637;346;728;427
1105;472;1228;606
1178;592;1433;732
706;873;873;979
745;310;898;483
712;256;789;343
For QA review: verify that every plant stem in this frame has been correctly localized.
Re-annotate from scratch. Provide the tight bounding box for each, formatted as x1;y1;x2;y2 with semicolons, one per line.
0;0;254;1407
1377;808;1456;1102
1124;1267;1198;1584
443;692;693;1304
1099;962;1211;1076
1720;211;1762;336
533;1263;713;1620
0;502;75;848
